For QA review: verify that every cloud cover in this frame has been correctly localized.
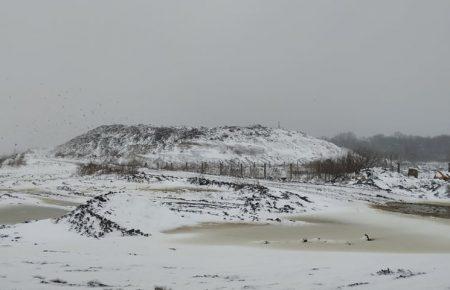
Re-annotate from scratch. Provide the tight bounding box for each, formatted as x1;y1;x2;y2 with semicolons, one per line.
1;0;449;153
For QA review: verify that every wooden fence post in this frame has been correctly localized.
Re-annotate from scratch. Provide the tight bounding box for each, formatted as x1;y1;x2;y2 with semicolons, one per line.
240;163;243;177
397;162;401;173
219;162;223;175
264;163;267;179
289;163;293;180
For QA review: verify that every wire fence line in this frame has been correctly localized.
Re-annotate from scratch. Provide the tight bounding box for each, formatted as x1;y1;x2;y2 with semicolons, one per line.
141;161;324;181
139;159;409;182
89;155;423;182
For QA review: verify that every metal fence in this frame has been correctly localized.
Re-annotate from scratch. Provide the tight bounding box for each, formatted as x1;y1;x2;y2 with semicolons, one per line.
143;161;318;181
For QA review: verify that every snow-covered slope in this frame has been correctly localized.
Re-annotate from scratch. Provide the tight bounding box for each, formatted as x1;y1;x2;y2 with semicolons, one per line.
54;124;346;164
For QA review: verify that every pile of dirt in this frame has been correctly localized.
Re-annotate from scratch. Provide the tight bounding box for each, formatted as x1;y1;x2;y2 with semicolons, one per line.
57;192;150;238
187;177;312;220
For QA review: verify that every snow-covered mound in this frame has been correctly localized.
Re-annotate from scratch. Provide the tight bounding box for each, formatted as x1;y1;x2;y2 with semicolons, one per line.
54;124;346;164
55;176;315;238
354;167;450;199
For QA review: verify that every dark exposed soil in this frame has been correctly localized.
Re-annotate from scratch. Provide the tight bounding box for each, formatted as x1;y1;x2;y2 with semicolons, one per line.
373;201;450;219
56;192;150;238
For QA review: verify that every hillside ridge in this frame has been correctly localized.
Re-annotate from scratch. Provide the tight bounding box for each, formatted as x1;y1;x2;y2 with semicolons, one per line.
54;124;346;164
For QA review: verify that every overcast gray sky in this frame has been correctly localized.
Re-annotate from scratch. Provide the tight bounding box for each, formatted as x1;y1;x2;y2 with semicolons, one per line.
1;0;449;154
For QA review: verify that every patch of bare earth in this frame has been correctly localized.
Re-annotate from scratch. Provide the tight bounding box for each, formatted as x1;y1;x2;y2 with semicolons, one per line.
373;202;450;219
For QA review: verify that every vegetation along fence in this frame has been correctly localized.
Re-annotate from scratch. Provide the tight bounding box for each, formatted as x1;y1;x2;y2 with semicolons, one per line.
136;152;392;182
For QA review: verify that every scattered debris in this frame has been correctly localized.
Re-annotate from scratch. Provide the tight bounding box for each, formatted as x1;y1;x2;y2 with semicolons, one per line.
347;282;369;287
34;276;111;288
396;269;426;279
376;268;394;275
364;234;373;241
86;280;109;287
375;268;426;279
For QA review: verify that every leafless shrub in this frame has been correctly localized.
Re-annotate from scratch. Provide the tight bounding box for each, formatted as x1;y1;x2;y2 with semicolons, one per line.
306;150;384;181
0;153;26;168
77;162;138;176
328;132;450;162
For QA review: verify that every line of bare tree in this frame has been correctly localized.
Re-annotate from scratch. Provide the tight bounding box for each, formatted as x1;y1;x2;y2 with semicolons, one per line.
327;132;450;162
305;149;387;181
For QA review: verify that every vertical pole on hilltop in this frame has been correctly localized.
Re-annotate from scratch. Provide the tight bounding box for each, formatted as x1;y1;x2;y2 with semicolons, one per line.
240;163;243;178
289;163;293;181
264;163;267;179
397;162;401;174
219;162;223;176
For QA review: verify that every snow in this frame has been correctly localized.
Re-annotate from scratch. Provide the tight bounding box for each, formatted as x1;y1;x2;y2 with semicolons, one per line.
353;167;450;200
0;151;449;289
54;124;347;165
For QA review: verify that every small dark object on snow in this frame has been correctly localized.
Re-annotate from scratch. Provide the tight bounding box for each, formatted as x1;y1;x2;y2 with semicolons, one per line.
377;268;394;275
302;238;308;243
408;168;419;178
86;280;108;287
364;233;373;241
347;282;369;287
49;279;67;284
263;240;270;244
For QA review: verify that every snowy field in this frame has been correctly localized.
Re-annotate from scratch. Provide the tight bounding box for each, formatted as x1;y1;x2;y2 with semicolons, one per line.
0;151;450;289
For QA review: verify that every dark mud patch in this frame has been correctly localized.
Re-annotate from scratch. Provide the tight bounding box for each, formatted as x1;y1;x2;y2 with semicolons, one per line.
373;202;450;219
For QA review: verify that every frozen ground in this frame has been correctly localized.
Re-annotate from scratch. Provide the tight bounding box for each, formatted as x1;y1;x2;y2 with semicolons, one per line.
0;151;449;289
